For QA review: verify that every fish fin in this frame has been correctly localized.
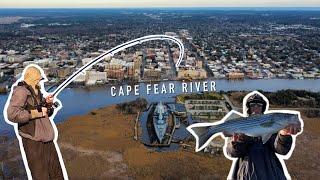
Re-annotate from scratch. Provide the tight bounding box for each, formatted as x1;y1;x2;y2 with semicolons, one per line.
186;124;218;152
261;133;272;144
225;111;242;121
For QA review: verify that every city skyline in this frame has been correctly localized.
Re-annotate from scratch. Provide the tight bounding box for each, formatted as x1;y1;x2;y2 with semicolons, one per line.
1;0;320;8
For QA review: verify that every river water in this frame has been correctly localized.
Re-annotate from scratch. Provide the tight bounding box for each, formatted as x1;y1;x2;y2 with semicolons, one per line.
1;79;320;134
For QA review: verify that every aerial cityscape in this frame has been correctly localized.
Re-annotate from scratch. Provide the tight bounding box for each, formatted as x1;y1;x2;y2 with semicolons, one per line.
0;7;320;179
0;9;319;93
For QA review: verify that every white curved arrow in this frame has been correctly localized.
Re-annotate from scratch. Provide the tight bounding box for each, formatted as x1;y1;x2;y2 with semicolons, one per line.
52;34;184;97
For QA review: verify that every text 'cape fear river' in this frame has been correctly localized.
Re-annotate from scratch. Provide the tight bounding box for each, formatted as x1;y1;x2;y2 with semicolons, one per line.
110;81;216;97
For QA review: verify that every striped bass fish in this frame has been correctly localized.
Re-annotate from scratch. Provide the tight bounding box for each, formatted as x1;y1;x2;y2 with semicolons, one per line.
187;112;302;152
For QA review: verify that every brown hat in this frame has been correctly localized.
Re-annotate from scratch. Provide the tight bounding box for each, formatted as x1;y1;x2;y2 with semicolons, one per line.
24;66;44;87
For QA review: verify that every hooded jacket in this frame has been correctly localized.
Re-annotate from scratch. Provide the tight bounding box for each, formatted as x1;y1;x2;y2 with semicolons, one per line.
7;82;55;142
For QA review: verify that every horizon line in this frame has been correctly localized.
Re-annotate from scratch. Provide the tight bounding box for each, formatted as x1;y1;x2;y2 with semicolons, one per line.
0;6;320;9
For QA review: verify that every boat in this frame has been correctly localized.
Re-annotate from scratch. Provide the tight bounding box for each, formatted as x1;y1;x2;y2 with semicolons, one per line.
153;102;169;143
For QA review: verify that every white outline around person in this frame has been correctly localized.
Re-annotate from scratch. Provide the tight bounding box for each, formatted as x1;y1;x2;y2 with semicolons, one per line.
187;91;303;180
3;64;68;180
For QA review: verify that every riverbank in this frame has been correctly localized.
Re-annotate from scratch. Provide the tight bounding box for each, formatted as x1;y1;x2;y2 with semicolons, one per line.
57;105;231;179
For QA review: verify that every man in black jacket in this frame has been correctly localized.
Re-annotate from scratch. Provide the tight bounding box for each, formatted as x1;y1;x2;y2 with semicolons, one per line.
226;93;300;180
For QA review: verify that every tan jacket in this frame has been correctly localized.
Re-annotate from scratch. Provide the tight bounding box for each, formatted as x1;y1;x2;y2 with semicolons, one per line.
7;85;55;142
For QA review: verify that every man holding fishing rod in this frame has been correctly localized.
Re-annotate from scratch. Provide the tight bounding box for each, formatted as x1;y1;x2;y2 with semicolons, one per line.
5;65;64;180
226;92;300;180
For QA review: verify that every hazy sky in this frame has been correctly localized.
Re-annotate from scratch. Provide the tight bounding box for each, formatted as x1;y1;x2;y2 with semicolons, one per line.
1;0;320;8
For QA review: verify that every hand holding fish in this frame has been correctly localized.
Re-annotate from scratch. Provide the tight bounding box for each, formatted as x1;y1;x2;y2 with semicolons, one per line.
232;133;250;142
279;124;301;136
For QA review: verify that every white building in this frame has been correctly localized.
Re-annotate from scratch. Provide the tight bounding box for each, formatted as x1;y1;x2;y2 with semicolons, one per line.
74;73;86;83
86;70;107;85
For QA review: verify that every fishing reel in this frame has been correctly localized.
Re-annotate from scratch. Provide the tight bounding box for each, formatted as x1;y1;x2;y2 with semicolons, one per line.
36;100;60;117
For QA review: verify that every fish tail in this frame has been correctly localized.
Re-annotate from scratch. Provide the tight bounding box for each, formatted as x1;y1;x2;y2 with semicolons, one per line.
186;124;219;152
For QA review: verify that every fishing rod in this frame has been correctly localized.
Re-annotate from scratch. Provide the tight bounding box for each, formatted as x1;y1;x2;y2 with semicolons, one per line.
50;35;184;98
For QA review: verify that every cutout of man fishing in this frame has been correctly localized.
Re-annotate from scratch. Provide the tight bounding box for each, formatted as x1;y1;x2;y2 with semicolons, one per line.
3;35;184;180
4;64;67;180
187;91;303;180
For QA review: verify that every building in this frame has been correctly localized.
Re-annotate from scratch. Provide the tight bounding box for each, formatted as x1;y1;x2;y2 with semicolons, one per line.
86;70;107;83
227;72;245;80
144;68;161;79
177;68;207;80
74;73;86;83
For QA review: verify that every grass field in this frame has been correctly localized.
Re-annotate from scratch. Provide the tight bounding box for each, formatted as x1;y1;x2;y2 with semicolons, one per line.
57;103;320;179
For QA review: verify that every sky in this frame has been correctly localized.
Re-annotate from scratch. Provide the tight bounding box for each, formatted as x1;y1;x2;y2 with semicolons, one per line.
1;0;320;8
